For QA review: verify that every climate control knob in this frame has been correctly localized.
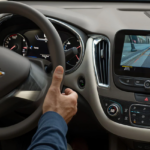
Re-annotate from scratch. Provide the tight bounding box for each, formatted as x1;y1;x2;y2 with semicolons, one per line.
107;103;121;117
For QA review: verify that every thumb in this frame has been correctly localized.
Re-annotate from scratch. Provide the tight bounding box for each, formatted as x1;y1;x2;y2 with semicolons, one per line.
51;66;64;90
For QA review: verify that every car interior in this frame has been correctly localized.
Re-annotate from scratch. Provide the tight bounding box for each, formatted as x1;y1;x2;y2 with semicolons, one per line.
1;0;150;150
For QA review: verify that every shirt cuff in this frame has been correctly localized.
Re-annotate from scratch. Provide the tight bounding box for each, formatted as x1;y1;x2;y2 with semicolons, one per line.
38;111;68;136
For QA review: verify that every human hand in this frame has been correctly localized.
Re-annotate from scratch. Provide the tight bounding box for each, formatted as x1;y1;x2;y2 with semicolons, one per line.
43;66;78;124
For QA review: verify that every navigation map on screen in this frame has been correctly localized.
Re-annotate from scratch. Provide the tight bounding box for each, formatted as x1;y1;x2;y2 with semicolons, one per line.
120;35;150;68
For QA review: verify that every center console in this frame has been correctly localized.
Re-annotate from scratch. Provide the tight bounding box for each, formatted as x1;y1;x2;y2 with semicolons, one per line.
108;30;150;129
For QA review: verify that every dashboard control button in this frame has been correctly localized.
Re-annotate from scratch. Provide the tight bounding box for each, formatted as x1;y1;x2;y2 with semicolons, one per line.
107;103;120;117
123;115;129;124
137;120;148;126
141;115;146;119
119;77;134;86
131;106;137;111
116;116;123;123
144;80;150;89
134;143;144;150
104;102;109;107
131;113;137;117
123;107;129;114
142;107;150;113
134;79;145;86
131;105;141;112
135;94;150;104
132;118;138;124
78;77;85;88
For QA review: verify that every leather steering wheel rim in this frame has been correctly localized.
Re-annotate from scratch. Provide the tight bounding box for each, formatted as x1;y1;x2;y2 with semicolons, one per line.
0;1;65;140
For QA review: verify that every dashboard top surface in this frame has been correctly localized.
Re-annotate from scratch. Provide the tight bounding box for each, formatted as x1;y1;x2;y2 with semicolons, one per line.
16;1;150;35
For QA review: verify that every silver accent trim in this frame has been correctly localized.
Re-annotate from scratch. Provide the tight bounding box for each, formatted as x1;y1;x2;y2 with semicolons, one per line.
47;17;85;74
107;103;120;117
91;35;110;88
129;104;150;128
35;34;48;42
144;80;150;89
15;91;40;101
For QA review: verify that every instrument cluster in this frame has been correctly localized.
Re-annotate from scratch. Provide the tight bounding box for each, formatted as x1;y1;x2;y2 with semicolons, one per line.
0;15;86;73
3;30;82;71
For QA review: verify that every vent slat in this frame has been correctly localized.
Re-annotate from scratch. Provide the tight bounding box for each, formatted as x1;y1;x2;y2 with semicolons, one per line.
98;42;103;83
105;43;108;84
95;39;109;86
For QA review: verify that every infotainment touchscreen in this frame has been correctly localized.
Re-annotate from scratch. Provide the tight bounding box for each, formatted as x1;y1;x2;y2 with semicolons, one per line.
114;30;150;78
120;35;150;69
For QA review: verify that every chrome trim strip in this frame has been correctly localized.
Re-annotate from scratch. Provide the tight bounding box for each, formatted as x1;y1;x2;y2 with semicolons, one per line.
91;35;110;88
47;17;85;74
129;104;150;128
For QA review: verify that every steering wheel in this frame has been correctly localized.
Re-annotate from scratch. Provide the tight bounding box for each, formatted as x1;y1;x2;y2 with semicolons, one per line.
0;2;65;140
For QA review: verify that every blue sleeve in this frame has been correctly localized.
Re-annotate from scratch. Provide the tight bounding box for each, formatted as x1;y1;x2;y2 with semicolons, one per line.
27;111;68;150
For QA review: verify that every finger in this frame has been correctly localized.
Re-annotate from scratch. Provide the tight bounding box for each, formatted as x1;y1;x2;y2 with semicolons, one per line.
51;66;64;90
62;93;66;95
68;91;78;100
64;88;74;95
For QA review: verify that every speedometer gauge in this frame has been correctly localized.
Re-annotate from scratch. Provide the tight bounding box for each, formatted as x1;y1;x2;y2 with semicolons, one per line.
3;33;28;56
63;37;81;70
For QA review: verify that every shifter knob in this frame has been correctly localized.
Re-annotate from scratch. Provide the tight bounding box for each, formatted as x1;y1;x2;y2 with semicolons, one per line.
107;103;121;117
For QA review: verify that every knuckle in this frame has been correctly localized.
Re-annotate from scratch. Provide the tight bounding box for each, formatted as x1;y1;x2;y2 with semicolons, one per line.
71;97;77;105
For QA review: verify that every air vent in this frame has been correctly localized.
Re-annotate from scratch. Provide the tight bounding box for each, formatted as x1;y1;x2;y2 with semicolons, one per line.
93;36;110;87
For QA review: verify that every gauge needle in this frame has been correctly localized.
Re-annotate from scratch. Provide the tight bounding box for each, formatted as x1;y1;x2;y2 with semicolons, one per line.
76;55;79;60
10;45;16;50
77;46;81;49
75;46;81;60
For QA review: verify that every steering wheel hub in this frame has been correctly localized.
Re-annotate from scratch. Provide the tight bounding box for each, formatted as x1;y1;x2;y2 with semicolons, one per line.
0;47;30;98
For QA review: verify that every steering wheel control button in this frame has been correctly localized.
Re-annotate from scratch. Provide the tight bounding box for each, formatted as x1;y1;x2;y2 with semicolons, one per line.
144;80;150;89
119;77;134;86
78;77;85;89
135;94;150;104
107;103;120;117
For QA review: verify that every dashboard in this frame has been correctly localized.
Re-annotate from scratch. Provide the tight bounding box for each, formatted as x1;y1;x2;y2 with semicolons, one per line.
2;1;150;146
